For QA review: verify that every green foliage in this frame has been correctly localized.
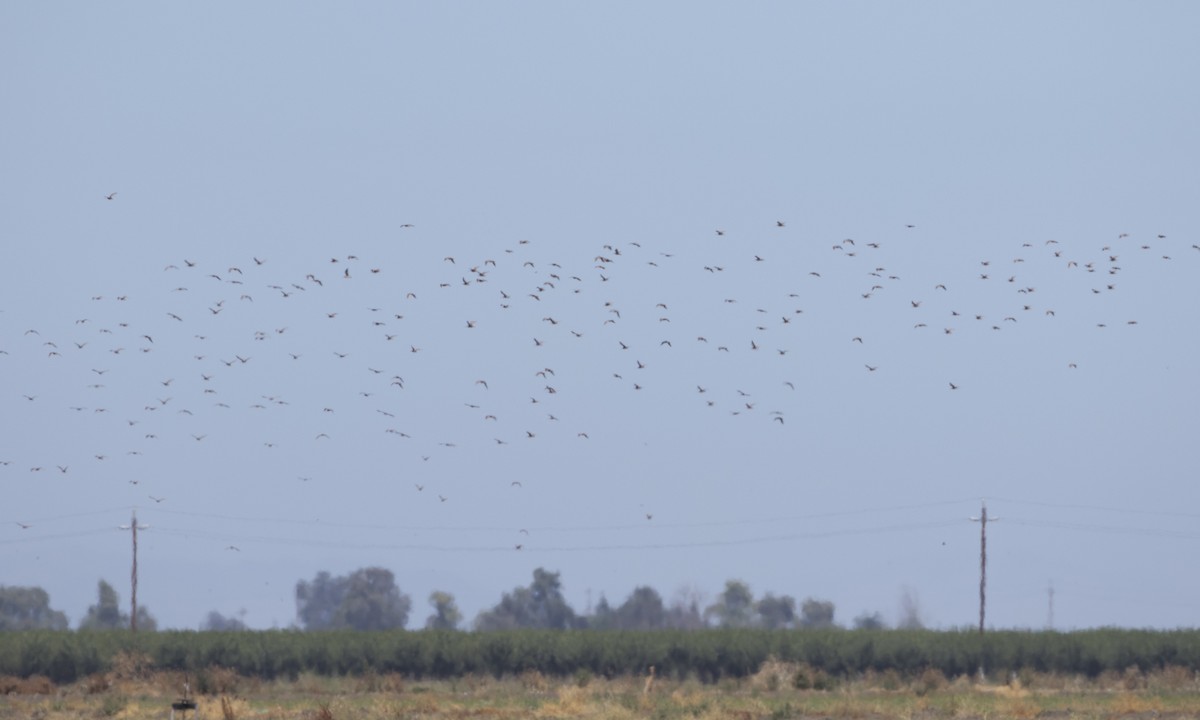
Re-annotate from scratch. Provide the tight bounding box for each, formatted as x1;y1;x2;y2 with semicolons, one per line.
798;598;835;629
573;667;593;687
852;611;887;630
77;581;156;632
706;580;755;628
295;567;411;631
474;568;579;630
0;586;69;631
663;589;706;630
590;586;666;630
792;663;835;690
757;594;797;630
425;591;462;630
201;611;248;631
897;588;924;630
3;628;1200;685
99;693;127;717
78;581;121;630
701;583;812;631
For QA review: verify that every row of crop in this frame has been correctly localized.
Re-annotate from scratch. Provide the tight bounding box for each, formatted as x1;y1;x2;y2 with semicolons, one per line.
3;629;1200;684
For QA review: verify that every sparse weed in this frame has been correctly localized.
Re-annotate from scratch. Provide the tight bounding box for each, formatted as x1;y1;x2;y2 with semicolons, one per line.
4;661;1200;720
97;693;126;717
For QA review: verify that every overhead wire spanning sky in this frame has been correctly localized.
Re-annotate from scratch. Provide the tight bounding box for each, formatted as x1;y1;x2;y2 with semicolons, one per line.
2;3;1199;630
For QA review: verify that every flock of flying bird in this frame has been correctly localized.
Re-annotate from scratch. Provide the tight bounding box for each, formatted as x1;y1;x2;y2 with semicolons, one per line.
4;197;1196;551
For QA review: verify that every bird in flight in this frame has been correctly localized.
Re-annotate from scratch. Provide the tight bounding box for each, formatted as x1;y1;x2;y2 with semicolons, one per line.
105;192;117;200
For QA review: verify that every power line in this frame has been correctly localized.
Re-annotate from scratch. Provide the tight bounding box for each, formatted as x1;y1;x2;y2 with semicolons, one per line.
1005;518;1200;541
145;518;965;553
988;496;1200;521
0;527;121;546
144;498;979;534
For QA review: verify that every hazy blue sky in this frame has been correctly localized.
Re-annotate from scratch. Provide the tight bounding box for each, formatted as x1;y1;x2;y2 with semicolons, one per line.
3;3;1199;631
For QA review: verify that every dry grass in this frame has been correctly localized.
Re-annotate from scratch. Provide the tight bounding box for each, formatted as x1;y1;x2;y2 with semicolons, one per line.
3;664;1200;719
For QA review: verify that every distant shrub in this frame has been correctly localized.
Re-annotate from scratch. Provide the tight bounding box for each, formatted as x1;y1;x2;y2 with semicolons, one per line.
913;667;947;696
195;665;241;695
792;663;834;691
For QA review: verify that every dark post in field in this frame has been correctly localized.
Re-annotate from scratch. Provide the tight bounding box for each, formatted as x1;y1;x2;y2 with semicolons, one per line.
120;510;149;634
970;500;998;678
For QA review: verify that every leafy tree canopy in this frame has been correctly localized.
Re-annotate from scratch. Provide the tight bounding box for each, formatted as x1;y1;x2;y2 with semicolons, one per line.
663;586;707;630
201;610;248;631
296;567;412;631
78;580;156;631
475;567;579;630
425;591;462;630
591;586;666;630
756;593;797;630
799;597;836;629
706;580;756;628
0;585;69;631
853;611;888;630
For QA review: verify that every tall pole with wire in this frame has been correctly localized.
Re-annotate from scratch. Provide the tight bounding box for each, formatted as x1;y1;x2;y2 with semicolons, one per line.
970;500;998;635
120;510;150;634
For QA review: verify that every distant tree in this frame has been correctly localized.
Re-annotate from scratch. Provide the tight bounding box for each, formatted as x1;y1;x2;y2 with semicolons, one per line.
586;594;615;629
664;585;707;630
81;580;122;629
798;597;836;629
706;580;756;628
474;567;579;630
0;585;69;631
201;610;247;631
756;593;797;630
295;567;411;630
336;567;411;630
609;586;666;630
897;587;924;629
295;571;341;630
852;611;887;630
425;591;462;630
79;580;157;631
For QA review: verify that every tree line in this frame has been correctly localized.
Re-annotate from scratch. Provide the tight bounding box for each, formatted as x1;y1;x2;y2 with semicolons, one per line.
7;567;1198;684
4;567;881;632
287;567;883;632
0;580;156;632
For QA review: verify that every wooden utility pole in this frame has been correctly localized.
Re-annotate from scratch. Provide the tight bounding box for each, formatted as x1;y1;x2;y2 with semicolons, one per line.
970;500;998;635
120;510;150;634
